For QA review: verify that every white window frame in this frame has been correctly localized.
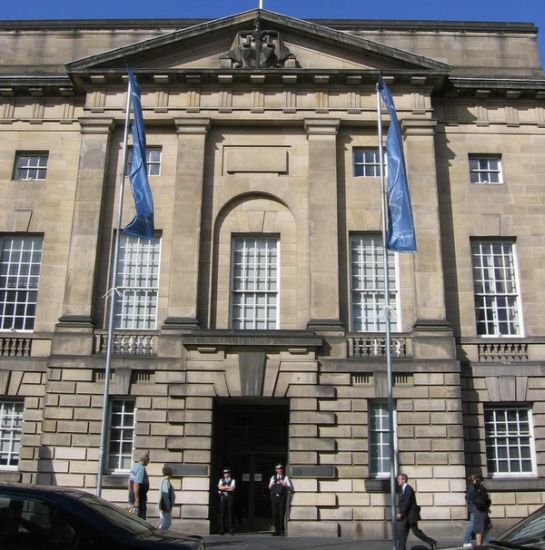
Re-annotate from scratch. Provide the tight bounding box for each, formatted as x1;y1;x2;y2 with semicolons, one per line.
369;400;396;478
353;148;383;177
471;239;523;337
350;234;399;332
113;234;161;330
0;400;24;469
127;146;162;177
469;154;503;184
13;152;49;181
230;236;279;330
484;406;536;477
0;235;43;332
106;398;136;473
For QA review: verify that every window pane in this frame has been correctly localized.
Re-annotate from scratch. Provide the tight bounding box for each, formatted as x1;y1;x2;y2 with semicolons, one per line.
113;234;161;330
107;399;135;472
369;401;394;477
0;236;43;331
485;406;535;476
128;147;161;177
468;154;503;184
350;234;398;332
0;401;24;466
353;148;383;177
14;152;49;180
231;236;279;330
471;240;521;336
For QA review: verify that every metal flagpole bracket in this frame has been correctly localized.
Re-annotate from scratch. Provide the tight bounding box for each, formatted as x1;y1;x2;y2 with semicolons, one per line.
101;287;123;301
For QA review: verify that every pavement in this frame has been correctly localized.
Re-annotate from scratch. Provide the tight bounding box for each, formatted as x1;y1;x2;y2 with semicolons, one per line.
201;534;462;549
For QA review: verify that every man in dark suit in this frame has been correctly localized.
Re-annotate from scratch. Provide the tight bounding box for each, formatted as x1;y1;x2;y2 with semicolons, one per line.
396;473;437;550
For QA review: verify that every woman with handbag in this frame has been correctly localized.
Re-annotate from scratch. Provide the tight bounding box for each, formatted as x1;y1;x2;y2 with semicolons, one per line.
158;465;175;531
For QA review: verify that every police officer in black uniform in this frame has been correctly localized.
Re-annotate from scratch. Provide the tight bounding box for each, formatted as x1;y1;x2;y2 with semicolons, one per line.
268;463;293;536
217;467;236;535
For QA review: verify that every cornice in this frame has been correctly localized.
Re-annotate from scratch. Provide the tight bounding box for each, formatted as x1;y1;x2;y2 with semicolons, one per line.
2;72;544;101
64;69;450;95
0;76;74;97
445;77;545;99
0;17;536;35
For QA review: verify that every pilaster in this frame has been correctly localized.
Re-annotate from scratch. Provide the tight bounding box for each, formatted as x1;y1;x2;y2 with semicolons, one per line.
58;117;115;327
304;119;343;333
403;120;447;323
163;118;210;330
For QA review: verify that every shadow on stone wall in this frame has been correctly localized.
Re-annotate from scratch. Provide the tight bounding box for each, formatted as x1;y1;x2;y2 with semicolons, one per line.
37;445;57;486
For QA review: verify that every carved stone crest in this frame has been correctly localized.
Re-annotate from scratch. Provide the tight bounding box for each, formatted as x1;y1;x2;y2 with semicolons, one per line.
221;18;297;69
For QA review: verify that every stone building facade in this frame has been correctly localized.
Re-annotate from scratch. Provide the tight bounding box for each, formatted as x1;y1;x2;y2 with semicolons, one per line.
0;9;544;538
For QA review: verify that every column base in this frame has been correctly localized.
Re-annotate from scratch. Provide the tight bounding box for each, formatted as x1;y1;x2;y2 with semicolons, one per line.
412;318;455;360
56;315;95;329
162;317;200;331
306;319;345;333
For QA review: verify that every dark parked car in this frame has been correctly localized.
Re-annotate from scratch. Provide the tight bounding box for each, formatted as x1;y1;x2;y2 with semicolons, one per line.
444;504;545;550
482;504;545;550
0;483;205;549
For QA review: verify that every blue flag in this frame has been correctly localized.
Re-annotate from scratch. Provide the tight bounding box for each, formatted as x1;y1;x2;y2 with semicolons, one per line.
377;77;416;253
123;70;155;240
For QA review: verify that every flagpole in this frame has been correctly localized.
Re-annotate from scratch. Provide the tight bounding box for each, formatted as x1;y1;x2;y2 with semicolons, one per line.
377;81;398;550
96;76;132;498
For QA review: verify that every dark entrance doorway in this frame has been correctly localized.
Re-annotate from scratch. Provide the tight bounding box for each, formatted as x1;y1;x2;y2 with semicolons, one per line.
211;399;289;533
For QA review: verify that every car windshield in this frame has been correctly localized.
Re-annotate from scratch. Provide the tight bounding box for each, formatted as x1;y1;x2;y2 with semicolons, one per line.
78;495;154;536
496;506;545;549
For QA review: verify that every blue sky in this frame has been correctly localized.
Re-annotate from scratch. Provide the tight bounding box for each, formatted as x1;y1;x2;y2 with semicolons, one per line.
1;0;544;65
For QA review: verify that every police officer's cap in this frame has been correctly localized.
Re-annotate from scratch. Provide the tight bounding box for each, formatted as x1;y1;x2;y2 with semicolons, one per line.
275;463;283;469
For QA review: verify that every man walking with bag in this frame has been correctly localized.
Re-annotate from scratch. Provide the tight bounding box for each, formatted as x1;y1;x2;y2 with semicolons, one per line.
396;473;437;550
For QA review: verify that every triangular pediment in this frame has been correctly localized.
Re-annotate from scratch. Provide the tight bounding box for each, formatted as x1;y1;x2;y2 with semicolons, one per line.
66;9;449;77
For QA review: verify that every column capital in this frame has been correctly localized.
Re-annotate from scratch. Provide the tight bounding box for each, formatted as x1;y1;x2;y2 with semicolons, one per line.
174;118;211;134
78;117;116;134
402;118;437;136
304;118;340;136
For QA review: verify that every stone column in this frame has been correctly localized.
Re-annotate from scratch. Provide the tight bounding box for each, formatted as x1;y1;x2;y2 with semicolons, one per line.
58;117;115;326
163;118;210;330
304;119;342;331
403;119;455;359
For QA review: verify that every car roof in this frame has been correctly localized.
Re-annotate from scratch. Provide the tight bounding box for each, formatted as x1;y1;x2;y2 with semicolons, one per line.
0;483;98;499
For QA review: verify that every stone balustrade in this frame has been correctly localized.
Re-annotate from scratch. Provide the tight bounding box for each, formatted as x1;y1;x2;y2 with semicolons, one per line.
93;332;157;355
0;334;51;357
347;334;408;358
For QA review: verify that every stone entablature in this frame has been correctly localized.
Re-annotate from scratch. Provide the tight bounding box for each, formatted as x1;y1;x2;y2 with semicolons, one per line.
1;89;544;128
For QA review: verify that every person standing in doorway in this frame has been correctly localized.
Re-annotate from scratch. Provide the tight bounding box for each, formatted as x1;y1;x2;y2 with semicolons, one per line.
217;467;236;535
395;473;437;550
128;451;150;519
268;463;293;536
158;465;175;531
